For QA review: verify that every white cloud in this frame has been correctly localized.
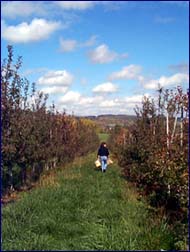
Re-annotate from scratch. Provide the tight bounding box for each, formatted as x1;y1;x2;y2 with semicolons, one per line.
120;53;129;59
54;1;95;10
80;35;98;47
2;18;61;43
60;38;77;52
59;91;81;103
59;92;104;107
38;70;74;86
137;75;146;83
143;80;158;90
88;44;118;64
124;94;150;103
22;68;49;76
78;96;103;106
40;86;68;95
1;1;46;18
80;78;88;86
57;91;149;116
169;63;189;74
92;82;118;94
79;97;95;105
59;35;97;52
143;73;189;89
99;99;120;108
109;65;142;80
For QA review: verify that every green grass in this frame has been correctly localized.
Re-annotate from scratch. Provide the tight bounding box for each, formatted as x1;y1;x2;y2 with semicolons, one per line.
98;133;109;142
2;153;175;250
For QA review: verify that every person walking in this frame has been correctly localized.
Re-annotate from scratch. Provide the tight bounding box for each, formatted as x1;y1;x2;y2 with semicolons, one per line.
97;142;109;172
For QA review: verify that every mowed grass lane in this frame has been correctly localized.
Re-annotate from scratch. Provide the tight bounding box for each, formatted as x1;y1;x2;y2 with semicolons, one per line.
2;153;174;250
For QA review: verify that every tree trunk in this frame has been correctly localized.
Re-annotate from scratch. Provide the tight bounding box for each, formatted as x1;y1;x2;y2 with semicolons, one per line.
53;158;57;168
8;161;14;191
171;115;178;144
21;163;27;186
166;112;169;149
32;163;36;180
45;163;49;171
180;105;183;148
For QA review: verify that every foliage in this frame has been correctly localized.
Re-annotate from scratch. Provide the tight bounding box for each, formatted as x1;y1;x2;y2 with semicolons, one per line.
108;86;188;249
1;45;99;193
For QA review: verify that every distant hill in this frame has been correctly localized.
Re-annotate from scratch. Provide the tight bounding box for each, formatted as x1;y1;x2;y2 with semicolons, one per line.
78;114;137;130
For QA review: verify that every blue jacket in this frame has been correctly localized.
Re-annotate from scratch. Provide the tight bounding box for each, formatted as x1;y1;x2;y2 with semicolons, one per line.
97;146;109;157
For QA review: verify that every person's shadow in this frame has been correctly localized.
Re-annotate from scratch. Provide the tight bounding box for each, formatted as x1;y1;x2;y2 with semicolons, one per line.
94;167;101;172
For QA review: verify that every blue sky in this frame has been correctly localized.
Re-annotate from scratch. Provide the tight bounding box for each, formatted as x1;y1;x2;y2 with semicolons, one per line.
1;1;189;115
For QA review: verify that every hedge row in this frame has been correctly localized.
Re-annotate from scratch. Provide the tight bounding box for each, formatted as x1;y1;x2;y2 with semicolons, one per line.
1;45;99;192
108;87;188;249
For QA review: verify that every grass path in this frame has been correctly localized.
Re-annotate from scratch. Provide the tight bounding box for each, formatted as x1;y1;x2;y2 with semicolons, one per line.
2;153;174;251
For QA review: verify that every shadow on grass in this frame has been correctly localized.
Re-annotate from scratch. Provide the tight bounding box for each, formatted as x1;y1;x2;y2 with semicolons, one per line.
93;168;101;172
